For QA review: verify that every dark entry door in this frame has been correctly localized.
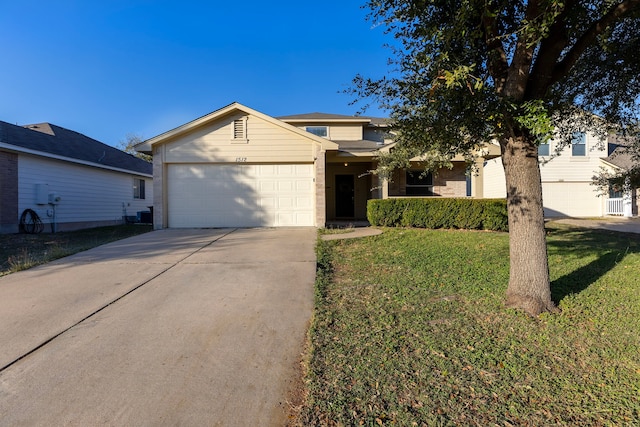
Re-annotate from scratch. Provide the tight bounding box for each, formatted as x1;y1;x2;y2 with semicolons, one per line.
335;175;355;217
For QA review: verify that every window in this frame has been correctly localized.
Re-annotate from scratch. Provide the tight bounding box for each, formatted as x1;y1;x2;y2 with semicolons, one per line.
231;117;247;142
609;185;623;199
306;126;328;138
538;143;550;156
133;178;145;199
571;132;586;156
405;170;434;196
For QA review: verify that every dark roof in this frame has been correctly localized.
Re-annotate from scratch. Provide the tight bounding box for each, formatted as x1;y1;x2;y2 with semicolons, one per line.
605;146;637;170
0;121;152;175
277;112;369;121
334;140;392;152
277;112;389;126
367;117;391;127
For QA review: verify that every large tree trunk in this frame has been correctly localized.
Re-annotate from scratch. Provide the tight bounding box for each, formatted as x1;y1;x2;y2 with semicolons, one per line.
501;136;559;316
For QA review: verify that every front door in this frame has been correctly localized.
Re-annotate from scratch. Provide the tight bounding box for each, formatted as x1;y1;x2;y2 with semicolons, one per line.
335;175;355;217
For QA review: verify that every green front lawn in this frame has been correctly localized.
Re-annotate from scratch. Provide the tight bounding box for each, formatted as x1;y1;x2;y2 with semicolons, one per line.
299;224;640;426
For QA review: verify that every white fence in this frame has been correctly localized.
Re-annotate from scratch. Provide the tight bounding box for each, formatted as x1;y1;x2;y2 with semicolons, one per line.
606;198;624;215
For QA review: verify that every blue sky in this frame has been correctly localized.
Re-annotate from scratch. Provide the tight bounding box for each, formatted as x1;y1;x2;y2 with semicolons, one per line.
1;1;392;147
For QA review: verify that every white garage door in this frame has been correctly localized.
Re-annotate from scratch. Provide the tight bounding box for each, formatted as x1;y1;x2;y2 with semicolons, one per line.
167;164;315;227
542;182;604;217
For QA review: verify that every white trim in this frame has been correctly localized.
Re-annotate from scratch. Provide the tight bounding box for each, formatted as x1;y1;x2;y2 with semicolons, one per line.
0;142;152;178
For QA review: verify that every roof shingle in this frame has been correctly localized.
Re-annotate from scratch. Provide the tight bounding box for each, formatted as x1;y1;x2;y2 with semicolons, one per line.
0;121;152;175
277;112;389;126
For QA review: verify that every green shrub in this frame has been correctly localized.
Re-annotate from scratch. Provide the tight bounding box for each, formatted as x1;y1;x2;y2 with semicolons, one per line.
367;198;508;231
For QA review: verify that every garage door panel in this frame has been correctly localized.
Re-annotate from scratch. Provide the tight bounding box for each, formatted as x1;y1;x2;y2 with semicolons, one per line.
168;164;314;227
276;164;295;175
296;180;313;191
296;197;313;208
274;197;292;208
257;164;278;175
277;212;313;227
258;181;277;192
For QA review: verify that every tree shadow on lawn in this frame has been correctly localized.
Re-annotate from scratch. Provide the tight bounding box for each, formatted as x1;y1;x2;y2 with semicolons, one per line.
546;226;640;304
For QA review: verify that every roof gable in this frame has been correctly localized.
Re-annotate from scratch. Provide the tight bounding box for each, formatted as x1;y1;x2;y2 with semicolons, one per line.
0;121;152;175
137;102;339;152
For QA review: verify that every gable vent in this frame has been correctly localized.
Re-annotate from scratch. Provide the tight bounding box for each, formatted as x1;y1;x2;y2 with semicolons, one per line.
233;119;244;139
230;116;248;143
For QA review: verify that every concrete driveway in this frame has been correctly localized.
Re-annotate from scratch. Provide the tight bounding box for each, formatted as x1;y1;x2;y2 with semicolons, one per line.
0;228;316;426
551;217;640;234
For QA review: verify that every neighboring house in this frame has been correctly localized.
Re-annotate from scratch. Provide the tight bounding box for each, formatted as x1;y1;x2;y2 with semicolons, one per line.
0;121;153;233
482;132;638;217
135;102;500;229
601;146;639;217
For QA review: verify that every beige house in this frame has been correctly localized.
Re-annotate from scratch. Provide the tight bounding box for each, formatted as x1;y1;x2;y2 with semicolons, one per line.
136;102;499;228
483;132;638;217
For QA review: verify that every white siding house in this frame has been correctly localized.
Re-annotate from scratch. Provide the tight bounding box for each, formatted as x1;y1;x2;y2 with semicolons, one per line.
483;131;637;217
0;121;153;233
18;156;152;230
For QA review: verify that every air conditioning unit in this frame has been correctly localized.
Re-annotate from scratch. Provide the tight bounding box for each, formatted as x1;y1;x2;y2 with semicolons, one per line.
48;192;61;205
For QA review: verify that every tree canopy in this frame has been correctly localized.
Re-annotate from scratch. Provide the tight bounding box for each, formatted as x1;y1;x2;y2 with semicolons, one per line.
353;0;640;315
118;133;152;162
354;0;640;161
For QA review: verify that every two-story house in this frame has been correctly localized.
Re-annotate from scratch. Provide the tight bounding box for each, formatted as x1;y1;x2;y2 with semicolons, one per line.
482;132;638;217
135;102;500;228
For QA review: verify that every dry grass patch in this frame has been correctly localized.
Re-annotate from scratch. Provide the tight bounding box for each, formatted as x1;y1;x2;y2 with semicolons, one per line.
0;225;152;276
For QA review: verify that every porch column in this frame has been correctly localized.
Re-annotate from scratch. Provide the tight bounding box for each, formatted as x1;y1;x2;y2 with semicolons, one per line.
378;175;389;199
315;148;327;227
623;177;633;217
471;158;485;198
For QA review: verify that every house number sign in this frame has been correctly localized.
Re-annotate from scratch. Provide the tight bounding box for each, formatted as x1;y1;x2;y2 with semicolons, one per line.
236;157;247;162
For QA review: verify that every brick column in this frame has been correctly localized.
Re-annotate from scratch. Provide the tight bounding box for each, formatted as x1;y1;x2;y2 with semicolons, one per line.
315;147;326;227
0;152;19;233
152;145;164;230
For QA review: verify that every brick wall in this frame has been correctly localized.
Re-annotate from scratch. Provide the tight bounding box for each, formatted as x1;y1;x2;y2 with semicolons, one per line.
432;163;467;197
0;151;19;233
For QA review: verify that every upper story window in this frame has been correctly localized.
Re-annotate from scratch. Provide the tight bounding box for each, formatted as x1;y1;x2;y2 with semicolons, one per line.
538;143;550;156
405;170;434;196
133;178;145;199
571;132;586;156
306;126;328;138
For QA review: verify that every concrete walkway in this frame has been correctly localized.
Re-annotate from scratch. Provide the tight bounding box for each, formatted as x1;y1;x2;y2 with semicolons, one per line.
320;219;640;240
0;228;316;426
321;227;383;241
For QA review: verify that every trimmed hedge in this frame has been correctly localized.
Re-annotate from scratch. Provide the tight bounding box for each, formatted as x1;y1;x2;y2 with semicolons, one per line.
367;198;508;231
